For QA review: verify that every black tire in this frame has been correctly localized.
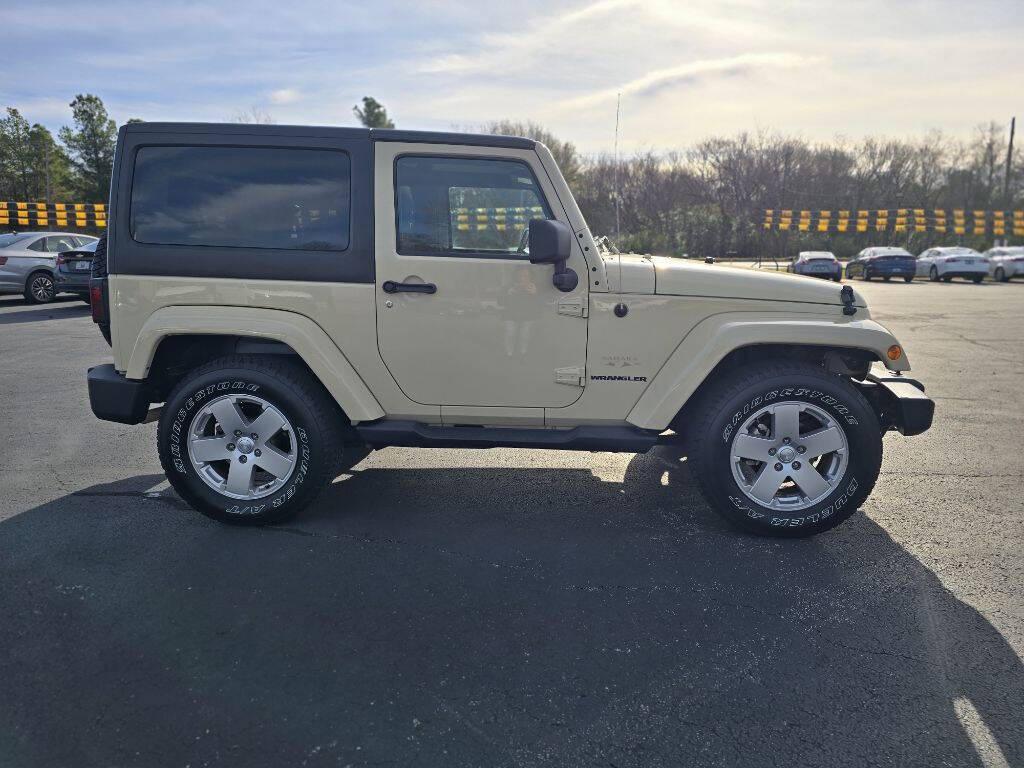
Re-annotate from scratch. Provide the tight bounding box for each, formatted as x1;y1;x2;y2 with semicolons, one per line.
157;355;346;525
24;271;56;304
995;267;1006;282
689;363;882;538
903;276;913;283
971;275;984;284
942;275;953;282
883;276;891;282
929;266;939;282
863;272;872;281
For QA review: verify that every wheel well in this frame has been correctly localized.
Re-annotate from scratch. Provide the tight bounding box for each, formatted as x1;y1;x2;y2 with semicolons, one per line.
146;334;304;402
669;343;879;432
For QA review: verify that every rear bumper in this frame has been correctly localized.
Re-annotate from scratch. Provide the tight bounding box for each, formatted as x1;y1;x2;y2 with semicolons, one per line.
940;270;987;279
863;374;934;436
54;271;91;292
87;364;151;424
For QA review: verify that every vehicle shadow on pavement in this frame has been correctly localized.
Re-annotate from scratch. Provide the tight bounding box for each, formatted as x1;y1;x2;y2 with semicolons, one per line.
0;453;1021;768
0;302;90;326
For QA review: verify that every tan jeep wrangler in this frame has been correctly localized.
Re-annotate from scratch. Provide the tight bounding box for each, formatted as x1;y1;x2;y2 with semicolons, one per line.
86;122;933;536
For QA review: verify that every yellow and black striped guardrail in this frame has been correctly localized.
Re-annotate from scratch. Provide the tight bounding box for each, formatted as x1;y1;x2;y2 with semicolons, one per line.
764;209;1024;236
1;201;107;229
453;206;545;232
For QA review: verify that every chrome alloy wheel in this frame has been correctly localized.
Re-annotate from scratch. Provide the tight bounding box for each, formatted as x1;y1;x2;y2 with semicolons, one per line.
187;394;297;500
730;401;849;511
30;274;55;302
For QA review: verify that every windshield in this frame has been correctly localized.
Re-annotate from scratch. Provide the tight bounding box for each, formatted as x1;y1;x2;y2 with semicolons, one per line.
0;233;32;248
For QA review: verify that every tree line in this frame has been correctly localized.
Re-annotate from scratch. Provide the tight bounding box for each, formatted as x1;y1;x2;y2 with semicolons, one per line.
2;95;1018;258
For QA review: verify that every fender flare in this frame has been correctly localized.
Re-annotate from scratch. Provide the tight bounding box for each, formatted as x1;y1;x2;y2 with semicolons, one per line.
127;305;385;422
626;313;907;431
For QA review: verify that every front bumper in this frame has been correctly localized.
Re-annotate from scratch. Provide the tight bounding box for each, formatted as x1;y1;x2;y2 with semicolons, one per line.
87;364;151;424
861;373;934;436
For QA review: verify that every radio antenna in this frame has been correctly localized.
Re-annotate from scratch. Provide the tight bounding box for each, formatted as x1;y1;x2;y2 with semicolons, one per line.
614;92;621;239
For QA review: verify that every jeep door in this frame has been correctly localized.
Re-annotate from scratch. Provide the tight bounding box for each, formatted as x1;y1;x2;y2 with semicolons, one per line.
372;141;589;408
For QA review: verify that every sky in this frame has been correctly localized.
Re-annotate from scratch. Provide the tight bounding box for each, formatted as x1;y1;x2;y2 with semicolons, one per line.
2;0;1021;155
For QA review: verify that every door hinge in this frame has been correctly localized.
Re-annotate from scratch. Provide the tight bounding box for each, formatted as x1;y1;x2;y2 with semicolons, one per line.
555;366;585;386
557;296;588;317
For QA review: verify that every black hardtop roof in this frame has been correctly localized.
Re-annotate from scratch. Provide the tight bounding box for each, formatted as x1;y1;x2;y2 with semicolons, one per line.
120;122;536;150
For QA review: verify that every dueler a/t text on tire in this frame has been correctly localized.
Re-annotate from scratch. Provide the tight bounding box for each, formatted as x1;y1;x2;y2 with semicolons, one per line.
157;355;345;525
690;362;882;537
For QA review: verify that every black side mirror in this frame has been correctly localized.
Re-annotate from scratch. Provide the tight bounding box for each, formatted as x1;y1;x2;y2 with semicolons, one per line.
528;219;577;292
528;219;571;264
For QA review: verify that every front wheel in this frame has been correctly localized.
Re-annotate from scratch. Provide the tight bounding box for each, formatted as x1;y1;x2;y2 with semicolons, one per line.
971;275;984;284
995;267;1006;282
883;276;891;282
904;276;913;283
690;363;882;537
24;271;56;304
157;355;347;525
929;266;939;282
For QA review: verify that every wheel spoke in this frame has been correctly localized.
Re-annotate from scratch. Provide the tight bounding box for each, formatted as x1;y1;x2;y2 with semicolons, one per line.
747;465;784;505
773;403;801;441
791;463;831;501
209;398;247;436
801;426;844;459
191;437;233;463
255;445;294;479
249;408;286;440
733;433;775;462
224;460;255;496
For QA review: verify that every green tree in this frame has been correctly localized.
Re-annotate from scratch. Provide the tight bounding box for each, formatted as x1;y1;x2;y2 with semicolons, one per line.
483;120;582;190
353;97;394;129
0;108;72;201
59;94;118;202
0;107;33;200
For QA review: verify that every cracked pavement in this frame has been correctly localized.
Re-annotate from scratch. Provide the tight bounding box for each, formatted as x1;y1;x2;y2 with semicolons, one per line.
0;278;1022;767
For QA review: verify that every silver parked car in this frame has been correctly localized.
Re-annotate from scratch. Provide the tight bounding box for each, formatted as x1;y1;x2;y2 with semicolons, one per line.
0;231;98;303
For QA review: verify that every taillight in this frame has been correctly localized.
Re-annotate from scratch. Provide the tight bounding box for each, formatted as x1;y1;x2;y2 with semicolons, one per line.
90;282;106;324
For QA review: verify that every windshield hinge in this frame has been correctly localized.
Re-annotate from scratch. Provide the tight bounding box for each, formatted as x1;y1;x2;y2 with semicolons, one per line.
554;366;585;386
557;296;588;317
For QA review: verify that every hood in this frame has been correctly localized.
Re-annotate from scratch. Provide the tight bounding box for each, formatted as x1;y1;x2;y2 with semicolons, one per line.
611;254;866;308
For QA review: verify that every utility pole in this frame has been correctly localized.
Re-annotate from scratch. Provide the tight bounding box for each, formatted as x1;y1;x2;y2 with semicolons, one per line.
997;117;1015;247
44;140;51;204
613;92;621;240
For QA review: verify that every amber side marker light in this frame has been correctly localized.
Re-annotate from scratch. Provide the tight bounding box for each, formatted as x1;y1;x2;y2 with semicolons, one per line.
887;345;903;361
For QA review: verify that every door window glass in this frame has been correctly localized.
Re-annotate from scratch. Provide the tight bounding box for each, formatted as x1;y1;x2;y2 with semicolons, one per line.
395;156;552;257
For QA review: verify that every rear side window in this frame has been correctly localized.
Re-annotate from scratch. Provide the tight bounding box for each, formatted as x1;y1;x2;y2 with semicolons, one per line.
130;146;351;251
395;156;551;258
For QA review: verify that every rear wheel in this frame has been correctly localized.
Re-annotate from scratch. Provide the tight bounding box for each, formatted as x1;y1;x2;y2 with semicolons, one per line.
883;276;891;282
24;271;56;304
929;266;939;282
690;363;882;537
157;355;348;525
903;276;913;283
972;274;984;284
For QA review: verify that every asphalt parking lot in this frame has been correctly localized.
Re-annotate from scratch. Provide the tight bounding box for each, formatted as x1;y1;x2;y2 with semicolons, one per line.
1;278;1022;768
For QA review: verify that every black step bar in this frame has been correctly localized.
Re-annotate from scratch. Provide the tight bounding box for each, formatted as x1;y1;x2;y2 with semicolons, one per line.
355;420;659;453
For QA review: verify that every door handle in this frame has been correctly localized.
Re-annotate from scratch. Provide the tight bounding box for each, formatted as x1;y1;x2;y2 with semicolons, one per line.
382;281;437;294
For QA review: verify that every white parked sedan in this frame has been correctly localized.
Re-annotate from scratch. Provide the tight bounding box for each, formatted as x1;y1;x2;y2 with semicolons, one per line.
984;246;1024;282
915;246;988;283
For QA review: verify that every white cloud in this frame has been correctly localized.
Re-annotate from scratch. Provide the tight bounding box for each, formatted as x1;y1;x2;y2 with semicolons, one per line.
269;88;302;105
562;52;819;110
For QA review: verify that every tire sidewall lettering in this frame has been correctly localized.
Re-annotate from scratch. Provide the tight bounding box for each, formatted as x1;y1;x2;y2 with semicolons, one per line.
719;381;868;529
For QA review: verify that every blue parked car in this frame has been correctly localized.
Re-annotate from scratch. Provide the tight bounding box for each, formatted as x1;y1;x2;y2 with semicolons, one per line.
787;251;842;281
845;247;916;282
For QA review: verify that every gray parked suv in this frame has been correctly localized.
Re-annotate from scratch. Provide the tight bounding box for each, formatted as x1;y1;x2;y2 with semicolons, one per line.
0;231;98;303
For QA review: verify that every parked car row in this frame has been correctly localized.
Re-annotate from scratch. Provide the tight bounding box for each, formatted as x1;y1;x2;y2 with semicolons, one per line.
0;231;99;303
786;245;1024;283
